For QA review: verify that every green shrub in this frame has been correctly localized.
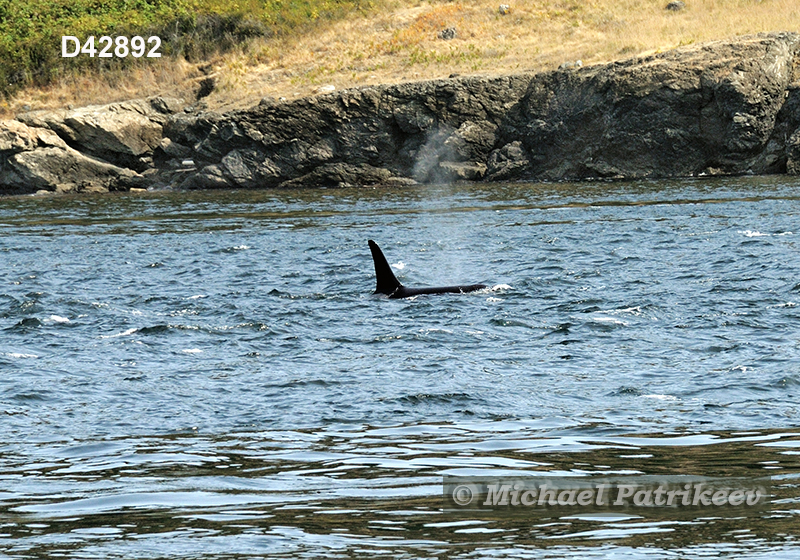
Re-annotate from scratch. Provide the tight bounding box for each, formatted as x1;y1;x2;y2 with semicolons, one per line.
0;0;372;96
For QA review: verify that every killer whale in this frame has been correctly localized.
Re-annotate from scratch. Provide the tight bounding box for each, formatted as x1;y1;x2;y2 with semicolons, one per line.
368;240;487;299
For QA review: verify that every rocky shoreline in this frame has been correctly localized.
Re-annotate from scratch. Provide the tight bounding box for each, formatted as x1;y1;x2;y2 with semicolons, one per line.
3;32;800;196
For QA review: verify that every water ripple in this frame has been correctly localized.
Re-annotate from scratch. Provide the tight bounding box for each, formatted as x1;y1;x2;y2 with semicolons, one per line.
2;177;800;558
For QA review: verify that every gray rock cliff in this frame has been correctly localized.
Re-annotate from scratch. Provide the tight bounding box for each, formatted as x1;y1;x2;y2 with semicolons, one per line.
3;32;800;195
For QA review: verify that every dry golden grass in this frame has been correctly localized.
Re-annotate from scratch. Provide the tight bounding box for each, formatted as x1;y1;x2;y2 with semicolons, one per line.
5;0;800;116
2;59;201;116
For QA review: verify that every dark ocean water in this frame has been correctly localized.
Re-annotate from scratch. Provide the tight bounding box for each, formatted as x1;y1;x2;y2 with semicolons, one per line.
1;177;799;558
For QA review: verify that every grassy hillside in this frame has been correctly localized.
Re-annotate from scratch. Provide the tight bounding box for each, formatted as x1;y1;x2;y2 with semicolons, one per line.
0;0;369;99
3;0;800;115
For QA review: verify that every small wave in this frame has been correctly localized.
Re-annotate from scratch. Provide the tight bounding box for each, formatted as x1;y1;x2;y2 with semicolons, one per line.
739;230;793;238
12;391;50;402
100;328;138;339
768;302;796;309
617;306;642;314
266;378;344;389
418;327;453;334
47;315;70;323
219;245;252;254
642;394;678;401
545;323;572;335
492;284;512;290
138;324;199;335
392;392;475;405
214;322;269;332
6;317;42;330
182;348;203;354
392;261;405;270
476;284;510;299
593;316;627;324
491;318;533;328
609;386;643;397
589;316;628;327
4;352;38;359
774;376;800;388
599;305;644;316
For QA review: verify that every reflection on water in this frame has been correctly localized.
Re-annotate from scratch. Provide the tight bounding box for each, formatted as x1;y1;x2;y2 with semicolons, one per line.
1;176;800;557
2;425;799;558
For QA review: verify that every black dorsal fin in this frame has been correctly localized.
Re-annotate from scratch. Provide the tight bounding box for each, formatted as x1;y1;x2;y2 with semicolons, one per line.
369;240;402;296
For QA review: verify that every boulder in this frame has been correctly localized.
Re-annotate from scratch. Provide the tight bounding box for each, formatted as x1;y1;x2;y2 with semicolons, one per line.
277;163;414;188
486;141;530;180
0;146;138;195
0;119;69;153
17;97;183;168
0;120;140;194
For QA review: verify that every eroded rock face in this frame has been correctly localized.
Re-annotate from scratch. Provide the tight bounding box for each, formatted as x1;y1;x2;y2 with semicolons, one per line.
3;33;800;195
165;32;800;189
3;146;138;194
164;74;535;189
0;119;69;152
772;85;800;174
17;97;182;169
0;97;183;194
498;32;800;180
0;120;139;195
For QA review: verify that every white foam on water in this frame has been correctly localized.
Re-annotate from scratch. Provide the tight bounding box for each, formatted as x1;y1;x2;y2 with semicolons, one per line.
605;306;643;316
5;352;38;359
592;316;628;326
100;328;138;339
739;230;793;237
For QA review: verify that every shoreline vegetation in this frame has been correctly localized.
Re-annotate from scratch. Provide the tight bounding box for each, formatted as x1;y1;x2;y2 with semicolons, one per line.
3;0;800;117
